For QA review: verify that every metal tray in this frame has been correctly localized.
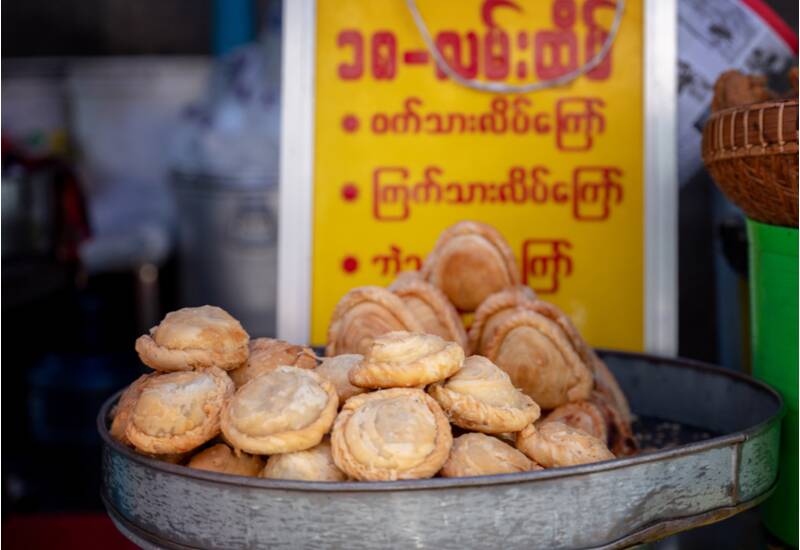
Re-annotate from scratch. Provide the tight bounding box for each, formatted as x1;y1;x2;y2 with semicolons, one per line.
99;351;783;549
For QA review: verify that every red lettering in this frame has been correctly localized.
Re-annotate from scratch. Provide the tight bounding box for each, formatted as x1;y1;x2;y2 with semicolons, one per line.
337;30;363;80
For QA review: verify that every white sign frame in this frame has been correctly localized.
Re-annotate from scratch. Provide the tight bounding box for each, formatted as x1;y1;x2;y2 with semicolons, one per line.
278;0;678;355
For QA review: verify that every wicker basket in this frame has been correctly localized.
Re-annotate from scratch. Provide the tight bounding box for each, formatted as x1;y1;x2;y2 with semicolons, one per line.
702;98;798;227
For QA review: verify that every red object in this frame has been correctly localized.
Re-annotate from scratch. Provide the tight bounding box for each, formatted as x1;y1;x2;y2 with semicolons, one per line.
341;183;359;201
342;256;359;273
742;0;799;53
2;514;137;550
403;50;430;65
342;115;359;133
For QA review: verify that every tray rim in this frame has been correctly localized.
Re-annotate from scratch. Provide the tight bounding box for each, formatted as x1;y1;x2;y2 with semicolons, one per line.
100;481;778;550
98;349;784;493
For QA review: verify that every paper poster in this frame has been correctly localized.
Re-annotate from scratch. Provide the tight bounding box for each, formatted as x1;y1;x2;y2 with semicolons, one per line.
307;0;647;350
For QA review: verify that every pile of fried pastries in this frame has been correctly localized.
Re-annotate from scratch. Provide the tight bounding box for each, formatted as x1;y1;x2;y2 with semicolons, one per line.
110;220;637;482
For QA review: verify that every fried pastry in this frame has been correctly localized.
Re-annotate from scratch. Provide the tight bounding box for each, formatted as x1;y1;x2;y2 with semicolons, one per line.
188;443;264;476
479;295;634;452
314;354;367;403
349;331;464;389
591;358;633;425
331;388;452;480
467;285;537;354
428;355;540;433
590;391;638;457
422;221;520;312
711;70;773;111
125;367;234;454
221;366;338;455
516;422;613;468
135;305;249;372
389;272;468;350
542;401;608;443
260;438;347;481
133;449;190;464
110;373;156;445
326;286;424;356
440;433;536;478
229;338;317;388
481;309;593;409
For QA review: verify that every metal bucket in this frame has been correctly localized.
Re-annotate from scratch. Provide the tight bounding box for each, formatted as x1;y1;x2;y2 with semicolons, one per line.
172;174;278;337
99;351;783;549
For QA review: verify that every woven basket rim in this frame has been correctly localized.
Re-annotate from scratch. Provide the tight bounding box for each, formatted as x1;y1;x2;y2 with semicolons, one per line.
708;97;798;119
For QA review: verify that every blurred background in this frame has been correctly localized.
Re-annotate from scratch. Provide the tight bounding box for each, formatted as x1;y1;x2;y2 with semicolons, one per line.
0;0;797;548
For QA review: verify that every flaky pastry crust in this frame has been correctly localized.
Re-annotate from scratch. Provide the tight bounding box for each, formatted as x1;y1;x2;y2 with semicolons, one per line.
471;293;634;449
326;286;424;356
542;401;608;443
421;221;520;312
349;331;464;389
221;366;338;455
135;450;190;464
590;391;638;457
229;337;317;388
135;305;249;372
389;272;468;350
516;422;613;468
482;309;592;409
331;388;452;480
187;443;264;476
260;438;347;481
125;367;234;454
467;285;538;354
428;356;540;433
314;354;367;403
110;373;156;445
441;433;535;477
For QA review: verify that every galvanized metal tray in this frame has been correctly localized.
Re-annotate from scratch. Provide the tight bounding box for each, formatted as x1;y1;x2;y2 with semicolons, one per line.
99;351;783;549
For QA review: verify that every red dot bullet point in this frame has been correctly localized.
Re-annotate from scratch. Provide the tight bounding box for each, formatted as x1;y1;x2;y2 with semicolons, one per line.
342;256;359;273
342;115;359;133
341;183;358;202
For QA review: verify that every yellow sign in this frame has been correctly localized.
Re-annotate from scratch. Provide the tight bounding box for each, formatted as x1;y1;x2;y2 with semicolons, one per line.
309;0;644;350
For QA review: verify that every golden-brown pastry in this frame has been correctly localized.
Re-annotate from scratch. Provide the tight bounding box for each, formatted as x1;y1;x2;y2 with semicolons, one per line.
221;366;338;455
110;373;156;445
135;306;249;372
472;290;618;411
428;355;540;433
326;286;424;356
314;354;367;403
260;438;347;481
583;355;636;456
711;70;773;111
542;401;608;443
331;388;452;480
421;221;520;312
125;367;234;454
134;450;190;465
349;331;464;389
188;443;264;476
229;338;317;388
591;359;632;425
389;272;468;350
467;285;537;354
590;391;638;457
510;299;635;454
440;433;536;477
516;422;613;468
481;309;592;409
